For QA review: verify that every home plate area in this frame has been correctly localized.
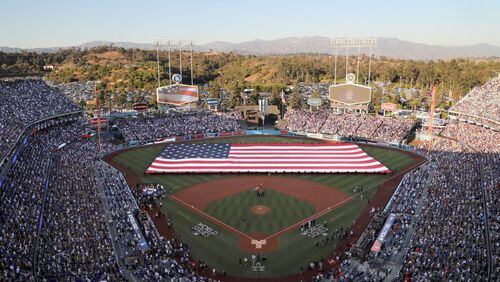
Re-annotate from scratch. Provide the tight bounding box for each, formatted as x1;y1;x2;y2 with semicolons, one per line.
240;233;278;253
251;239;267;249
170;176;353;253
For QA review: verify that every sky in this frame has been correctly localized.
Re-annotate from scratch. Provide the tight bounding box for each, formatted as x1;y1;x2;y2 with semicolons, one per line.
1;0;499;48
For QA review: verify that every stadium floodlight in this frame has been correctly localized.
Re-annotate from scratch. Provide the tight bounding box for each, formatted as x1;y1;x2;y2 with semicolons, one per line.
94;80;103;152
153;40;199;107
331;37;377;86
332;37;377;46
153;40;195;88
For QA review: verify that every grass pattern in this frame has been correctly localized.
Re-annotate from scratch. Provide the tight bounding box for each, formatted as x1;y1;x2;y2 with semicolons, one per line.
109;136;417;277
204;189;316;234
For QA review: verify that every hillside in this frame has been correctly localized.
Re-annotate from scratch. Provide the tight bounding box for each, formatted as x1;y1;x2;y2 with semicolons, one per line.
2;37;500;60
2;46;500;111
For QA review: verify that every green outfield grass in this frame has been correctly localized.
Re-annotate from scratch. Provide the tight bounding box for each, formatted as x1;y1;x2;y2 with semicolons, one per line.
205;189;316;234
108;135;419;278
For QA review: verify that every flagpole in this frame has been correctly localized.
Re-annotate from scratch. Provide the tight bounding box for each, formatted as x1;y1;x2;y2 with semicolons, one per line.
190;42;194;85
345;44;349;78
156;43;161;88
168;42;172;85
368;45;372;85
356;44;361;84
95;81;102;153
334;42;338;85
179;47;183;83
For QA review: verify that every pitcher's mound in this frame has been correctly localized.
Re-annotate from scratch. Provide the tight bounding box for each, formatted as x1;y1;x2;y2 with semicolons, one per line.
251;205;270;215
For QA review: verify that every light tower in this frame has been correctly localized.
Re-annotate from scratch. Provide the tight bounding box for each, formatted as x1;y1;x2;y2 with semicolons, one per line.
331;37;377;86
428;85;436;136
329;38;376;114
94;81;102;152
153;40;199;108
153;40;195;86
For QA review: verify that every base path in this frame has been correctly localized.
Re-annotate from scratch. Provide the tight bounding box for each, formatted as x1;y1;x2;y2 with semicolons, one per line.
103;139;426;281
171;175;351;253
173;175;350;211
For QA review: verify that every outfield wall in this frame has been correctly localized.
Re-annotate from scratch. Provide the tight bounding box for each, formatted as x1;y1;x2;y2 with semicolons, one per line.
105;129;426;163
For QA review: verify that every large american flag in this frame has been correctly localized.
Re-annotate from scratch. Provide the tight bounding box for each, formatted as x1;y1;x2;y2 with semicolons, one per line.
146;142;391;174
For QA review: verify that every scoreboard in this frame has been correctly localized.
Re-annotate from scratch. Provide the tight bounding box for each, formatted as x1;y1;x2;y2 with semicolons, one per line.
156;84;199;105
329;84;371;105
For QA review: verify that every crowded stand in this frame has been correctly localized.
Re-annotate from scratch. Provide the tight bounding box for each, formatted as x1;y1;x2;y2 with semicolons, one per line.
50;81;95;103
35;127;120;280
127;187;212;280
355;115;383;139
439;121;500;281
283;110;416;143
365;163;433;267
297;83;330;97
371;117;415;143
335;114;364;137
0;78;80;159
400;138;488;280
449;77;500;129
303;111;329;133
0;129;53;280
0;118;213;281
117;111;242;142
97;164;210;281
317;113;343;135
97;164;143;263
0;77;498;281
283;110;329;133
340;121;499;281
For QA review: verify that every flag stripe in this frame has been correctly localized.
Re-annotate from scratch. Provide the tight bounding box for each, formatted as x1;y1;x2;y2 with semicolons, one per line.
178;90;198;96
155;154;370;160
146;142;391;174
228;152;366;156
148;163;385;168
147;167;391;173
152;157;376;164
229;149;364;153
230;144;359;149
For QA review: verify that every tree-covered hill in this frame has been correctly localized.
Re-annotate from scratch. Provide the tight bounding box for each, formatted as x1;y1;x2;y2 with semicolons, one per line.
1;46;499;107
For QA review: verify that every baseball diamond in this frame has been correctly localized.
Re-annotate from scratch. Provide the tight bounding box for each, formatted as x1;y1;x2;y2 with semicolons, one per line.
105;135;424;278
3;8;500;281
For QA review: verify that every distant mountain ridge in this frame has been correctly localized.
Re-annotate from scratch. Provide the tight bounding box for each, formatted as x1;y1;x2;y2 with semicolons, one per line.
2;36;500;60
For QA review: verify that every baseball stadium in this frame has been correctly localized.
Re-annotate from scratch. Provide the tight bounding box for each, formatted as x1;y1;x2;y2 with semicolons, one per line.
1;2;499;281
104;133;425;279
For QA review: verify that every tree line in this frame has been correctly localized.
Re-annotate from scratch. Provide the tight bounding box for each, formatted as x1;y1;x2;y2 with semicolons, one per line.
1;46;499;110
